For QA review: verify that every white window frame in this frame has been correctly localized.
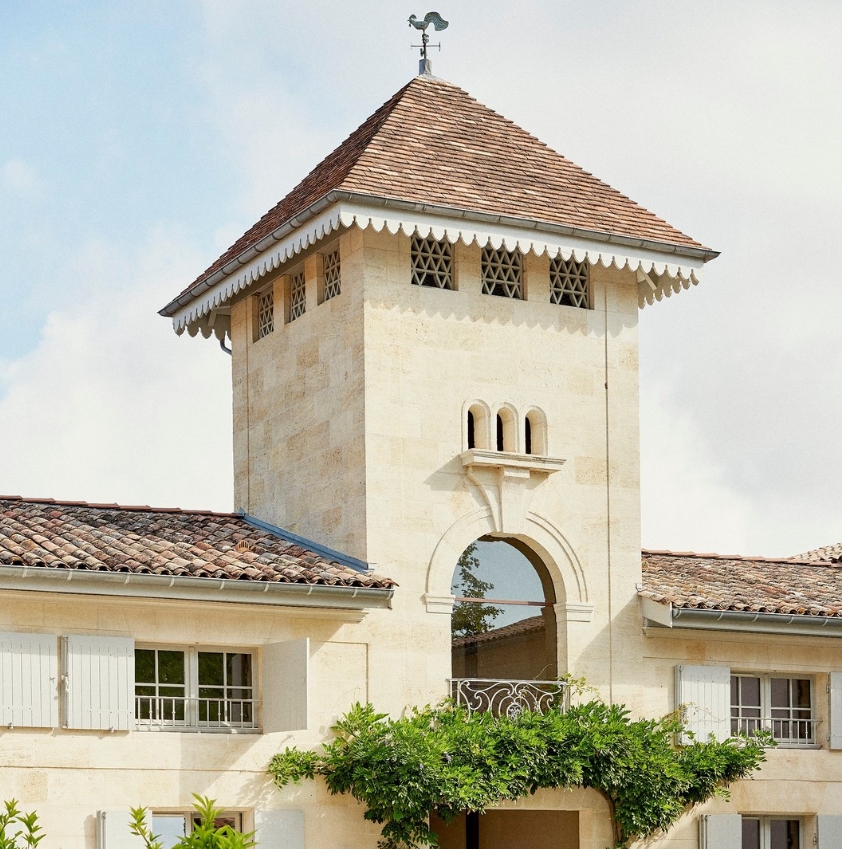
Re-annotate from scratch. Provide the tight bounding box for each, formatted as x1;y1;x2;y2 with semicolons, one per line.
149;809;249;848
134;645;259;733
731;673;816;747
740;815;803;849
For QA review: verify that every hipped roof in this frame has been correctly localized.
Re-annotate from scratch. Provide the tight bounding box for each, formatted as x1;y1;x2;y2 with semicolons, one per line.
166;73;708;313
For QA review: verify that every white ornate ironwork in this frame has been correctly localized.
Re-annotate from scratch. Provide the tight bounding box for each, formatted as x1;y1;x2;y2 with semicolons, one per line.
289;271;306;321
550;255;589;308
411;235;453;289
482;246;522;299
257;290;274;339
450;678;568;717
135;696;259;731
323;249;341;301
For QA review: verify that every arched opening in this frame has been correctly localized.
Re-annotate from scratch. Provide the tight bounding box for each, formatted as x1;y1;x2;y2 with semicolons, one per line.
467;411;475;449
466;403;489;450
524;416;532;454
524;408;547;455
450;537;558;684
494;406;516;453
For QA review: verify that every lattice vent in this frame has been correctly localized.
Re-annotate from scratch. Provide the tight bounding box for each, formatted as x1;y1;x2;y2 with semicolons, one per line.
481;246;523;299
323;250;341;301
257;290;274;339
411;235;453;289
289;271;306;321
550;256;589;308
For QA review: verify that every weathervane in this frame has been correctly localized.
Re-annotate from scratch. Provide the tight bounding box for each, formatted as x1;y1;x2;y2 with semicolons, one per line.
408;12;449;75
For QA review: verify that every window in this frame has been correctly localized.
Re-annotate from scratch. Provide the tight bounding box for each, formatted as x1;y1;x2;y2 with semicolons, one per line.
524;417;532;454
550;255;589;308
731;674;814;745
411;235;453;289
524;409;547;455
495;407;516;452
741;817;800;849
256;290;274;339
481;246;523;299
288;271;306;321
467;411;475;449
135;647;256;731
151;811;245;849
323;249;341;301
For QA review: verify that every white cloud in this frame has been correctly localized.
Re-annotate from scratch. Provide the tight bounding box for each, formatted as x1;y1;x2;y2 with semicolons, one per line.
1;158;45;201
0;228;232;511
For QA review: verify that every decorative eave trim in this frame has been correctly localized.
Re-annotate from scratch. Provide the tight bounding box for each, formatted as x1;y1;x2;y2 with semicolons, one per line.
0;564;394;611
641;596;842;638
161;191;719;333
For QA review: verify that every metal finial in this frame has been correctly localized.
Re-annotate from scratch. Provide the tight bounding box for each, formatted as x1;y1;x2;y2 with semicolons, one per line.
408;11;449;75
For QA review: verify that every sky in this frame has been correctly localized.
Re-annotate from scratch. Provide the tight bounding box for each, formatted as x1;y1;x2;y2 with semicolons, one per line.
1;1;840;559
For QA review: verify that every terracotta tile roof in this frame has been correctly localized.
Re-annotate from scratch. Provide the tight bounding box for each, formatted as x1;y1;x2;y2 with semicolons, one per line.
641;549;842;618
173;73;708;306
452;614;545;647
795;542;842;563
0;497;394;590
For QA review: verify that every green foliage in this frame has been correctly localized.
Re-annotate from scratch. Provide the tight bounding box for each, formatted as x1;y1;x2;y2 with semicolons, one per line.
0;801;43;849
450;543;503;638
130;796;256;849
267;699;767;849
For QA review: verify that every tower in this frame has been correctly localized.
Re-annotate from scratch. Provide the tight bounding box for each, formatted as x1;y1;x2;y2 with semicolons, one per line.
161;70;715;702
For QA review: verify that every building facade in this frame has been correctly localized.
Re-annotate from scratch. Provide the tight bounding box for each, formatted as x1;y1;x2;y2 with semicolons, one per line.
2;69;842;849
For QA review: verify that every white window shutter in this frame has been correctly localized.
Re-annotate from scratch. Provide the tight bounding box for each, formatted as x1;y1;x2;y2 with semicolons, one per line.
675;664;730;743
818;815;842;847
97;811;146;849
254;810;304;849
699;814;742;849
829;672;842;750
64;635;135;731
0;632;58;728
262;638;309;733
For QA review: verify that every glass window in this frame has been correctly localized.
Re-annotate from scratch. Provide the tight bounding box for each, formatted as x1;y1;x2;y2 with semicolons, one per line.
731;674;813;745
743;817;800;849
741;818;760;849
135;648;256;732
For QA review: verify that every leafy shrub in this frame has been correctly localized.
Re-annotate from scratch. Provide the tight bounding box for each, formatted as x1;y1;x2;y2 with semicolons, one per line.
268;699;767;849
0;800;43;849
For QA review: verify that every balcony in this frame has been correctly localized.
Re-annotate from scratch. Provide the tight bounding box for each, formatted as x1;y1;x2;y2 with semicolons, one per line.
449;678;568;717
135;696;260;731
731;715;819;747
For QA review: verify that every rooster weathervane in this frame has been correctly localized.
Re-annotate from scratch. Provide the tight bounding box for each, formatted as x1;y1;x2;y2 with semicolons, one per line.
408;11;449;73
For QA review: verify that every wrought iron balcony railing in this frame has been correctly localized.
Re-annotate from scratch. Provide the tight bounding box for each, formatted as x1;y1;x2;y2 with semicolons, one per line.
449;678;568;717
135;696;259;731
730;715;819;746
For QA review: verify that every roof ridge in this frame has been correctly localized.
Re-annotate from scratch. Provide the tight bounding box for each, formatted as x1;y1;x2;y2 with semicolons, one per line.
642;548;837;567
0;495;237;518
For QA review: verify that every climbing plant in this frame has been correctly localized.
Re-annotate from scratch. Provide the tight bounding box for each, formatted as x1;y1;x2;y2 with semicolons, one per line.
267;697;768;849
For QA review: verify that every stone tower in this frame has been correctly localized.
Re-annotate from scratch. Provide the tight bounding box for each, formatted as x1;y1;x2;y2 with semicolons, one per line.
161;70;715;702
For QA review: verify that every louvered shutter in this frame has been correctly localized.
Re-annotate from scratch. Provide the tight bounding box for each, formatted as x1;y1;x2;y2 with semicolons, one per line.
96;811;145;849
675;664;730;743
262;639;309;733
254;810;304;849
0;632;58;728
829;672;842;750
818;815;842;847
699;814;741;849
63;635;135;731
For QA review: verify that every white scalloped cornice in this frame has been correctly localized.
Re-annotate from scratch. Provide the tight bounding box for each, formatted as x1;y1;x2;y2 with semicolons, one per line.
167;195;714;335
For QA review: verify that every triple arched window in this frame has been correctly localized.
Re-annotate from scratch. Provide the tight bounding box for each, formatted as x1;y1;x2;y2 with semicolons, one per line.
465;402;547;455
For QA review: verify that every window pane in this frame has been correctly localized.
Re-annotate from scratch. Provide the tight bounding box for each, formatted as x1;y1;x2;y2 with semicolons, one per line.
158;651;186;685
199;652;224;687
792;679;811;709
152;816;187;849
731;675;739;704
740;677;761;707
769;819;799;849
227;653;252;688
136;649;155;683
741;818;760;849
770;678;790;709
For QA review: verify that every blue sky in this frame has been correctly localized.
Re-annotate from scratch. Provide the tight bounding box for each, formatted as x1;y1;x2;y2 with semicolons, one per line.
1;1;841;557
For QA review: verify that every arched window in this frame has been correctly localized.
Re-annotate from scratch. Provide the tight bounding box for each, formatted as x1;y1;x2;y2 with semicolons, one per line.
524;408;547;455
465;403;490;451
495;406;516;452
